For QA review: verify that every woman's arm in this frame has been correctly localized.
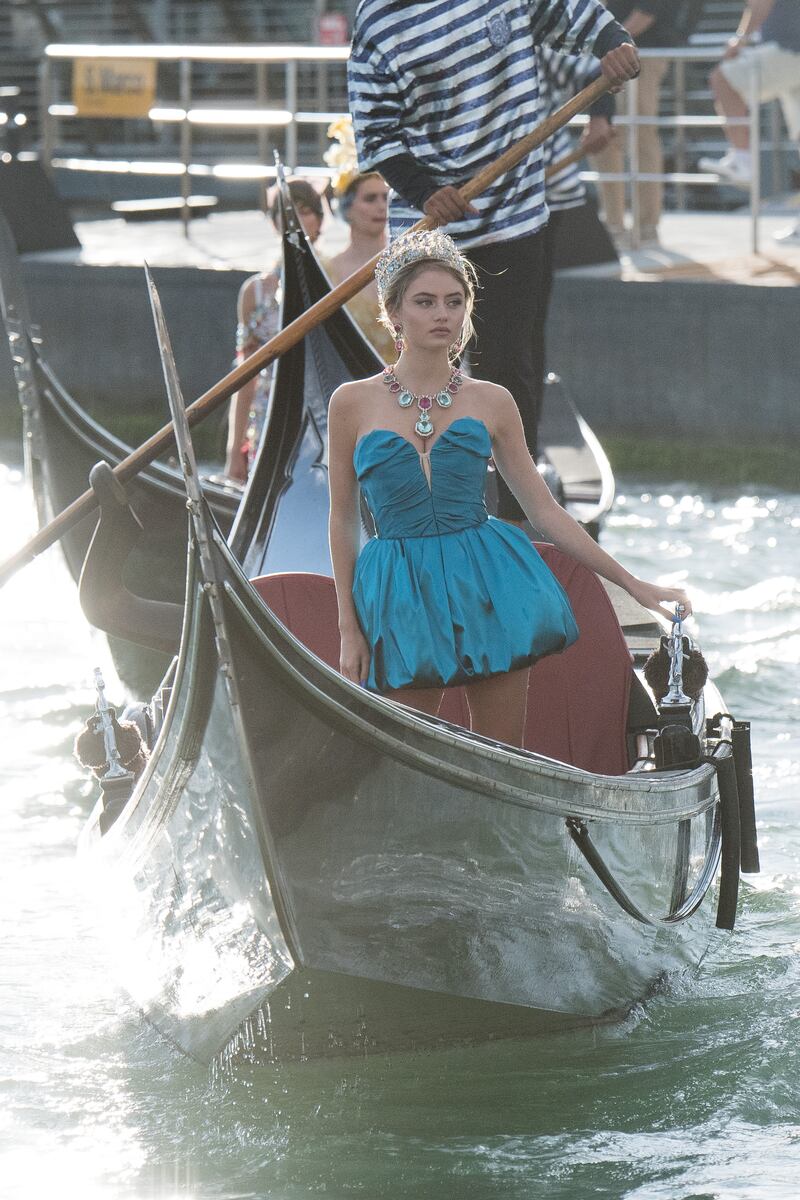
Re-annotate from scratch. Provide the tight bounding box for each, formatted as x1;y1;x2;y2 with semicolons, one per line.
328;386;372;684
225;277;259;479
489;388;692;620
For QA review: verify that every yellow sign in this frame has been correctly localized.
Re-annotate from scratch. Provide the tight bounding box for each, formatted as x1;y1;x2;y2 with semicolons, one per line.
72;58;156;118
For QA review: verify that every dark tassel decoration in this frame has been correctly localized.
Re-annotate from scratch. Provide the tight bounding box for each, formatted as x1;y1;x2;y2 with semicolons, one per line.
74;710;149;779
643;635;709;702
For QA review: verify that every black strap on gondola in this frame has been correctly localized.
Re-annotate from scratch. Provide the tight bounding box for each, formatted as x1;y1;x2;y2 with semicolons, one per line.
565;740;743;931
565;804;722;929
707;713;760;877
732;720;759;874
710;748;741;930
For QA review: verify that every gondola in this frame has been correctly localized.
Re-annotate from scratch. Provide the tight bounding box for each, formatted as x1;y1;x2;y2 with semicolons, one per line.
73;231;759;1064
0;210;242;693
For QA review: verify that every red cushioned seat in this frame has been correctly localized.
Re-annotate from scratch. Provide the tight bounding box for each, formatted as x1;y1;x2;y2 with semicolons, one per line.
251;572;342;672
251;545;632;776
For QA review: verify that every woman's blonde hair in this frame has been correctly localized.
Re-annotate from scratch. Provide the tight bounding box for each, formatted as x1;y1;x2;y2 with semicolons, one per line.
378;255;478;358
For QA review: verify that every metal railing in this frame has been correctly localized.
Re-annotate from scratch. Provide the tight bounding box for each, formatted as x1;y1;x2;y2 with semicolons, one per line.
40;42;350;217
591;46;782;254
39;41;793;253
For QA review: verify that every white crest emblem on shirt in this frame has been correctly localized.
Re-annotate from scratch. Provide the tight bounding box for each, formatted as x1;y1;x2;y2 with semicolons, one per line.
486;12;511;48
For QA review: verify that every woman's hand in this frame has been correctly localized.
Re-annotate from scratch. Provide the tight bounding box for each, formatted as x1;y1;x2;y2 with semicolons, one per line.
627;579;693;623
224;443;248;483
723;34;746;60
339;626;371;686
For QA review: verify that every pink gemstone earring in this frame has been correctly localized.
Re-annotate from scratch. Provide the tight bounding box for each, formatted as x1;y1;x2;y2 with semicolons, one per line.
393;324;404;356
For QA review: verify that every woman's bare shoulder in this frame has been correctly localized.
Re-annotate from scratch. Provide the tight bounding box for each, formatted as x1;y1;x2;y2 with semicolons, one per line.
323;249;346;280
462;377;516;417
329;375;383;421
238;268;277;310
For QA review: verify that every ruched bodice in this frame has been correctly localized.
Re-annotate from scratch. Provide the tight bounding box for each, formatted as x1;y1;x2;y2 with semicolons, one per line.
354;416;489;538
351;416;578;692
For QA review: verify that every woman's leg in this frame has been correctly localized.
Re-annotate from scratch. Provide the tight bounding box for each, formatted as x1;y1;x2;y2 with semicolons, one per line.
382;686;444;718
464;668;530;747
636;58;668;236
591;132;626;235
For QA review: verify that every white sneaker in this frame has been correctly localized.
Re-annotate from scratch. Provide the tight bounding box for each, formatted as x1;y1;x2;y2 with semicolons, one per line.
697;151;751;187
773;220;800;245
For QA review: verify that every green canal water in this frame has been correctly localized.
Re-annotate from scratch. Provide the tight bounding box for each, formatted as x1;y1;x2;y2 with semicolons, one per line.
1;452;798;1200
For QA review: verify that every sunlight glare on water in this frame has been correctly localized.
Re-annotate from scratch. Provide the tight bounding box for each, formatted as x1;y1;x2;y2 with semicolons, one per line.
1;454;799;1200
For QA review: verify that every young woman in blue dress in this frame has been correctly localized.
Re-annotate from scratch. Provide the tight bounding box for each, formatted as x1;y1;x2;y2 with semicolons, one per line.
328;230;691;748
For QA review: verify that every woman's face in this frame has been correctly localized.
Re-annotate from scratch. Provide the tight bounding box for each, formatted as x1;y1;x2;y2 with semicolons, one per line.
296;204;322;243
392;267;467;353
346;176;389;236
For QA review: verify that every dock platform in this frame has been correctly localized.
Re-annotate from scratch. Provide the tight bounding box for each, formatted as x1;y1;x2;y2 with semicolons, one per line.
4;207;799;474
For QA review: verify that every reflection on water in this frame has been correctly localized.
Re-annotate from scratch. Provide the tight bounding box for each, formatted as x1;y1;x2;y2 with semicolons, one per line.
1;452;798;1200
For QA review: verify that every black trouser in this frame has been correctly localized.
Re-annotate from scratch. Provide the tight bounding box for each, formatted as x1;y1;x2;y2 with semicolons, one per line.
539;208;564;360
466;226;551;520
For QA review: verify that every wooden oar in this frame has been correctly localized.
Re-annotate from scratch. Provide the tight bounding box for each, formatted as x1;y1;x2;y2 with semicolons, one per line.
544;144;587;181
0;74;611;589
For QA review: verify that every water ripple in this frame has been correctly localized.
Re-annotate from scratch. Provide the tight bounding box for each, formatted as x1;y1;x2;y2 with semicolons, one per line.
0;462;798;1199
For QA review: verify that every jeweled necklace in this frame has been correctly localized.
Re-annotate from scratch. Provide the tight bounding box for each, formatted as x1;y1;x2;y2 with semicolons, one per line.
382;364;463;438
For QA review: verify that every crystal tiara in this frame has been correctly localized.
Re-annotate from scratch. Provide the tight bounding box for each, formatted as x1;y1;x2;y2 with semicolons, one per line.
375;229;468;298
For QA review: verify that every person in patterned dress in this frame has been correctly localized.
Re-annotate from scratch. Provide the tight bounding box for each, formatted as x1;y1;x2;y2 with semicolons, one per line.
224;180;324;482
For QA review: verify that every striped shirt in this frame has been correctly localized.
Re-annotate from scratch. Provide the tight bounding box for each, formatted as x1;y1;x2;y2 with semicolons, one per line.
348;0;626;248
540;48;603;211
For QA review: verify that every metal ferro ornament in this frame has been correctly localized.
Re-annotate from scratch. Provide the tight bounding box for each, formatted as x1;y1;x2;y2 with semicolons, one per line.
662;605;692;707
93;667;131;780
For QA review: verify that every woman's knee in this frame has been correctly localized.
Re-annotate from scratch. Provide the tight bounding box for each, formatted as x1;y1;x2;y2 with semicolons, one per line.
465;670;529;739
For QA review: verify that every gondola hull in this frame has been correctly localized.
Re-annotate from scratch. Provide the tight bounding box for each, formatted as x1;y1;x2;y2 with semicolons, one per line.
74;204;740;1064
82;521;723;1063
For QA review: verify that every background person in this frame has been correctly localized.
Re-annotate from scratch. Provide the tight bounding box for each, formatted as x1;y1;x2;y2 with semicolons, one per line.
347;0;638;522
322;117;395;362
590;2;689;248
698;0;800;244
328;231;691;747
224;179;324;482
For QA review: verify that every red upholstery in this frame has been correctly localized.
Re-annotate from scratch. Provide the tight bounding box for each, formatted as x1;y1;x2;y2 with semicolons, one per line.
251;546;632;776
251;572;342;671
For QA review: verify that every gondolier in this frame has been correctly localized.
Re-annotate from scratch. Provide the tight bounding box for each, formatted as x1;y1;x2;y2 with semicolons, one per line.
348;0;639;519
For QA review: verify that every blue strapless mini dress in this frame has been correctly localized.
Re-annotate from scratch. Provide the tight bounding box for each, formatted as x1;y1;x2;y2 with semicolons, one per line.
352;416;579;692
